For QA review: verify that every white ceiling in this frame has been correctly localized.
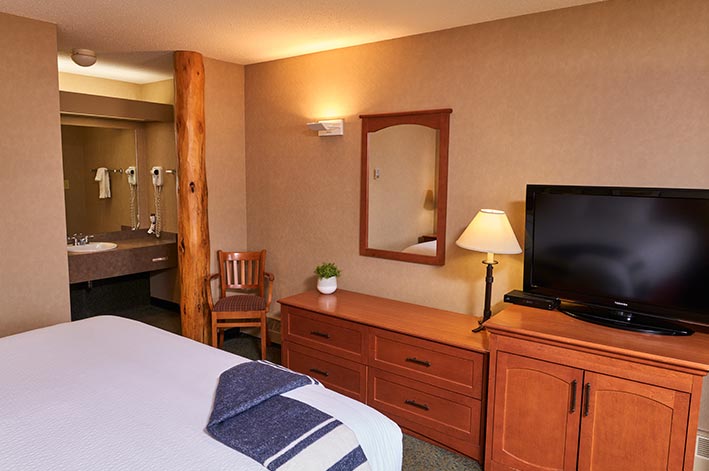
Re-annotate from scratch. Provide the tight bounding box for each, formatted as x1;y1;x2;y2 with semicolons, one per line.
1;0;604;83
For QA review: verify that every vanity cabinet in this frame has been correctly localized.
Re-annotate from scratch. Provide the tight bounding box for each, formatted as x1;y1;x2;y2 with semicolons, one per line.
279;290;488;460
68;233;177;283
485;306;709;471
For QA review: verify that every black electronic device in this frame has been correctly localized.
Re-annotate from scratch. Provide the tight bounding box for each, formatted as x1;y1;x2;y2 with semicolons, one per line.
523;184;706;335
504;290;560;310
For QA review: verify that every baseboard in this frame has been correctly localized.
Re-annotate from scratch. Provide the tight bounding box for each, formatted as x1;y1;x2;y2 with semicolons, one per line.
149;297;180;313
241;311;282;345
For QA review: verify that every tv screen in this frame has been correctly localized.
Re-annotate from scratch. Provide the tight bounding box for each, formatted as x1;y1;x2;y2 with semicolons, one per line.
523;185;709;335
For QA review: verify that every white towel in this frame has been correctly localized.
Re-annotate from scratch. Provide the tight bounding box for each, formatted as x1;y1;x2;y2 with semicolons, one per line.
95;167;111;199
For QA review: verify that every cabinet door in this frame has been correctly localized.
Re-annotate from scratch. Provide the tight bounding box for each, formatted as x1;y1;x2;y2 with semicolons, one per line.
577;372;690;471
490;352;583;471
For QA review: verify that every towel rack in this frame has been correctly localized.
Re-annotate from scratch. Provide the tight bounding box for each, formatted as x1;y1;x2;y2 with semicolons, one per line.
91;168;124;174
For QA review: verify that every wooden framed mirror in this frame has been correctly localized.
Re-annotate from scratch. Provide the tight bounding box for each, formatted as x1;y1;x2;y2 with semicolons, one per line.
360;109;451;265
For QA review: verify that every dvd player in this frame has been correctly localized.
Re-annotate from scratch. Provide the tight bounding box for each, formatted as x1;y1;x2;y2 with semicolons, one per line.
504;290;560;310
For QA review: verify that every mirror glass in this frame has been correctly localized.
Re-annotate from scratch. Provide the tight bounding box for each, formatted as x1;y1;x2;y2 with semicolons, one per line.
61;121;140;235
360;109;451;265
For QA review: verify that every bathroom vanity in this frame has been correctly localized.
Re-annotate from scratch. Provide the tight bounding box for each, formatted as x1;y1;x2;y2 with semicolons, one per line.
67;231;177;283
67;231;178;320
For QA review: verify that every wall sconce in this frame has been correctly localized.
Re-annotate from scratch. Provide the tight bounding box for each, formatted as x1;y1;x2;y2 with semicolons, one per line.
307;119;344;137
71;48;97;67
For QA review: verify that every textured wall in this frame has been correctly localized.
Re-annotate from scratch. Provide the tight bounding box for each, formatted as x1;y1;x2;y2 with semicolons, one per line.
0;13;70;336
244;0;709;316
203;57;248;276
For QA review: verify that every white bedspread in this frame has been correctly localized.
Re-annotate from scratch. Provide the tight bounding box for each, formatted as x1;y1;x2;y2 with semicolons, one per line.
401;240;437;256
0;316;402;470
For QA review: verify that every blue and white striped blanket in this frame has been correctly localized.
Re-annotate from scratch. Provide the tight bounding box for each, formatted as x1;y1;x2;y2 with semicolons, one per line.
207;361;371;471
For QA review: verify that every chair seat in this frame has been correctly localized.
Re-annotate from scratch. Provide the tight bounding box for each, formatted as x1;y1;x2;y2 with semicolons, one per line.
213;294;266;312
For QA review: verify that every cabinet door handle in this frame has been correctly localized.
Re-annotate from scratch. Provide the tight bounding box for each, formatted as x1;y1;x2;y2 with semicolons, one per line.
570;380;577;413
309;331;331;339
405;357;431;367
309;368;329;377
583;382;591;417
404;399;430;411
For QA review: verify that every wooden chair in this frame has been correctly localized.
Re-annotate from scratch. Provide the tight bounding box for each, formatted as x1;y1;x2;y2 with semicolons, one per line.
206;250;274;359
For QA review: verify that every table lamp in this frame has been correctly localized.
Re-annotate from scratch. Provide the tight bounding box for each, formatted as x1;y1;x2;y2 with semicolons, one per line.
456;209;522;332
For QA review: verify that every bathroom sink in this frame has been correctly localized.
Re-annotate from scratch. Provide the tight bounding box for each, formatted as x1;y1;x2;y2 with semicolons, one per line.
67;242;118;253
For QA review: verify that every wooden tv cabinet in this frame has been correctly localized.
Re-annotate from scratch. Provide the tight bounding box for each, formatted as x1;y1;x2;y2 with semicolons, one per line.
278;289;489;460
484;306;709;471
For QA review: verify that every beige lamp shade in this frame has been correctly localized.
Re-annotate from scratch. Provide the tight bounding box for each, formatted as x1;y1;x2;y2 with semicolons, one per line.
456;209;522;256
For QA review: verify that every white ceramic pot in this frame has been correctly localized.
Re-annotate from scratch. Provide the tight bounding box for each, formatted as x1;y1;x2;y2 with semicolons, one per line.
317;276;337;294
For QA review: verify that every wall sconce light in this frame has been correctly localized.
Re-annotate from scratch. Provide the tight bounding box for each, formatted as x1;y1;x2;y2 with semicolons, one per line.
71;48;97;67
307;119;344;137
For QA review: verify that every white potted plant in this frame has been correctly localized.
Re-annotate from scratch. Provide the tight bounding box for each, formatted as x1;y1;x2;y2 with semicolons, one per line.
314;262;341;294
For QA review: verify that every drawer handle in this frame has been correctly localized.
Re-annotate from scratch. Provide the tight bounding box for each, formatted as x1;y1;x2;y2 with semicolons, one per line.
309;368;329;377
570;379;577;413
404;399;430;411
583;382;591;417
310;331;331;339
405;357;431;367
152;256;168;262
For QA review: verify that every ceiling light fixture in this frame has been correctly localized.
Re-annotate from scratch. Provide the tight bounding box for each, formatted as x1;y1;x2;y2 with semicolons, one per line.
71;48;97;67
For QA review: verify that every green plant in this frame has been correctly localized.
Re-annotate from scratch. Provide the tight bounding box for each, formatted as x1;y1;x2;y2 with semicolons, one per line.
314;262;341;279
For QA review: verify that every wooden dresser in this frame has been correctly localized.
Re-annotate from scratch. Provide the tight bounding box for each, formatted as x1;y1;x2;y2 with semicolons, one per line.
279;290;488;460
484;306;709;471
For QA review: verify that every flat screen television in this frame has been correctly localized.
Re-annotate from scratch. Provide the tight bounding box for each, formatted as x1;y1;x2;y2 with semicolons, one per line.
523;184;709;335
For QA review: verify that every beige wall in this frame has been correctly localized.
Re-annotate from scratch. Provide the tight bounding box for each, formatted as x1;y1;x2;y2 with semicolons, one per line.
140;79;174;105
244;0;709;314
59;73;174;105
59;73;142;101
204;57;248;272
0;13;70;336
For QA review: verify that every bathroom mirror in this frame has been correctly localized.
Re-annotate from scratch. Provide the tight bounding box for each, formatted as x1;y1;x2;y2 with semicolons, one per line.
61;117;143;235
360;109;451;265
59;89;177;238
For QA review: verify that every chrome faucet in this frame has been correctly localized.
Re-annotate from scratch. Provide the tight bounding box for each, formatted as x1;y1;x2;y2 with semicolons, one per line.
67;233;94;246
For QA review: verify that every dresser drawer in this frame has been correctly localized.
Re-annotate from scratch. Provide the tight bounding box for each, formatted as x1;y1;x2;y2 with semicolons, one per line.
283;343;366;402
369;327;486;398
282;306;368;363
368;368;482;458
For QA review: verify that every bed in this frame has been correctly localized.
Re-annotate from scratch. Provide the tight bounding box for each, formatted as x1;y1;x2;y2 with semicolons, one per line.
0;316;402;470
401;240;437;256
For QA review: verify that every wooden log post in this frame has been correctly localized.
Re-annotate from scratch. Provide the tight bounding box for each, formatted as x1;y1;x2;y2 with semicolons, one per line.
174;51;210;343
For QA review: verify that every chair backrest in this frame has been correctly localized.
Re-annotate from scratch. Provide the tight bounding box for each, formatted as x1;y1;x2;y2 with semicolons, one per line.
217;250;266;298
